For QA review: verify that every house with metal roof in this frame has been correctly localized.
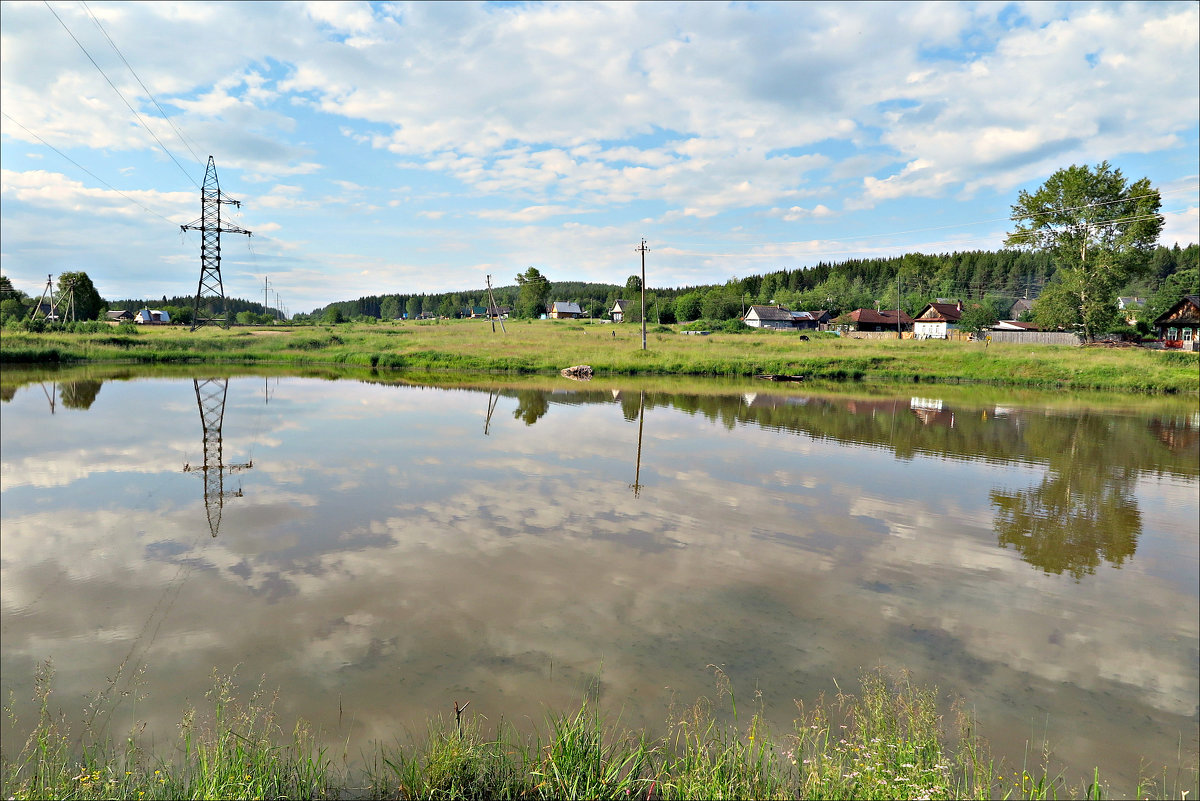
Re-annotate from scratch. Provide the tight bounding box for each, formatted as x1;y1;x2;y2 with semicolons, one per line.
549;301;583;319
610;299;630;322
743;305;796;329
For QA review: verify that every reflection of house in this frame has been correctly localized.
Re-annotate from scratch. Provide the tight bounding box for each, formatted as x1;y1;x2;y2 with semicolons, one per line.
1154;295;1200;350
106;309;134;322
842;308;913;332
910;396;954;427
549;301;583;319
913;301;962;339
134;308;171;324
610;299;629;322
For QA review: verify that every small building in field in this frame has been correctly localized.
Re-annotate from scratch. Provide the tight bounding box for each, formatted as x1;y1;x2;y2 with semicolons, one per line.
106;309;134;322
610;299;630;322
913;301;963;339
134;309;170;324
744;305;796;330
842;308;913;332
549;301;583;319
1154;295;1200;350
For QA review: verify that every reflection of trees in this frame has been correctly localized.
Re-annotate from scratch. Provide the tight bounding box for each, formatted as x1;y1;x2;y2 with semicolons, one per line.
990;414;1141;581
60;379;102;410
512;390;549;426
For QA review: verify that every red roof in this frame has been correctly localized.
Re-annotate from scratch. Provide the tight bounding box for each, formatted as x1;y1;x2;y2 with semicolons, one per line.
846;308;914;326
917;302;963;323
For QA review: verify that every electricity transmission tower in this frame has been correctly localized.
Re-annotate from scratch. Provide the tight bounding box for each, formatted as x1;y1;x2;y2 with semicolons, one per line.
29;274;58;321
182;157;251;330
183;378;252;537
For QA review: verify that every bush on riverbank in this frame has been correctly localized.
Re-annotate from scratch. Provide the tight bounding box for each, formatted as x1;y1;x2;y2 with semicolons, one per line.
4;662;1192;800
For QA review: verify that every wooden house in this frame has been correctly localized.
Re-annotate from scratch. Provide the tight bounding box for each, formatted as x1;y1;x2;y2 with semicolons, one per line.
743;305;795;330
610;299;630;322
913;301;963;339
1154;295;1200;350
549;301;583;319
842;308;913;332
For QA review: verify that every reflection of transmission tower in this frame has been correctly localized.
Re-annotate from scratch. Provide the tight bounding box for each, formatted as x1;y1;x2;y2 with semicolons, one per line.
183;378;252;537
182;157;252;330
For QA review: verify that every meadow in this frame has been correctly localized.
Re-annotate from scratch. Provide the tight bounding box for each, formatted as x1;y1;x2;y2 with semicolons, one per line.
1;318;1197;394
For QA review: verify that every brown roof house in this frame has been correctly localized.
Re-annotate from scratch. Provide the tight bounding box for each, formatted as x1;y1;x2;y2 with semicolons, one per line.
842;308;913;333
913;301;963;339
1154;295;1200;350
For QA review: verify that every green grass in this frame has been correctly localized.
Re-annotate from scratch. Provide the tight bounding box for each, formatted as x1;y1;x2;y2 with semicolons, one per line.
4;663;1195;800
2;319;1197;393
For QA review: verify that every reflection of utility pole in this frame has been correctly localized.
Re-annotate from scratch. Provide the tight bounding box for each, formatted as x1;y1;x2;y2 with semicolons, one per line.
629;390;646;498
40;381;57;414
183;378;252;537
484;389;499;435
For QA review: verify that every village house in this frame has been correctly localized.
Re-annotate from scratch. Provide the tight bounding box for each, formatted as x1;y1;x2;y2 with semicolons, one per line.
610;299;630;322
549;301;583;319
106;309;134;322
1007;297;1035;319
1154;295;1200;350
791;309;831;330
842;308;913;333
134;309;170;324
743;305;796;330
913;300;963;339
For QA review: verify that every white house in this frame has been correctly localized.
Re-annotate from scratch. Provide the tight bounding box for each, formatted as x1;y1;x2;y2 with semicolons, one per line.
134;309;171;324
913;301;962;339
744;305;796;330
610;299;630;322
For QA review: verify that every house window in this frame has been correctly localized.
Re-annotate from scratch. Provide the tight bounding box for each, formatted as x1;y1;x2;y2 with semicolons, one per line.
1184;328;1194;342
1167;327;1179;340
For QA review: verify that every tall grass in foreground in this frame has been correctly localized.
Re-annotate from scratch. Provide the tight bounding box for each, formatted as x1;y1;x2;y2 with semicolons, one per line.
4;662;1196;800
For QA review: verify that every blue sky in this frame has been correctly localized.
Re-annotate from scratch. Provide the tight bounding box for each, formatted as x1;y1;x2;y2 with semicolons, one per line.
2;1;1197;314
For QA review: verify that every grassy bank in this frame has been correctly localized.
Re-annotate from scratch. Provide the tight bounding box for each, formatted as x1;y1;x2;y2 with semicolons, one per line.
2;319;1197;393
4;664;1194;800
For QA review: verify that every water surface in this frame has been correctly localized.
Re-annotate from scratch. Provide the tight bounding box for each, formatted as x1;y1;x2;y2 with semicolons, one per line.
1;369;1197;790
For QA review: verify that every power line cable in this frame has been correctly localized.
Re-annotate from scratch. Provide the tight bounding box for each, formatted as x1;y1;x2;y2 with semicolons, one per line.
43;0;200;189
2;110;182;225
79;0;206;168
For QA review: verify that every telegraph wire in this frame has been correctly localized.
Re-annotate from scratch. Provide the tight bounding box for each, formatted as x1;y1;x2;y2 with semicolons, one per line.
2;110;182;225
43;0;200;189
79;0;206;169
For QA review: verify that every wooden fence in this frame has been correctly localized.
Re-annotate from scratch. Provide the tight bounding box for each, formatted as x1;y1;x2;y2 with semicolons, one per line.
984;331;1083;346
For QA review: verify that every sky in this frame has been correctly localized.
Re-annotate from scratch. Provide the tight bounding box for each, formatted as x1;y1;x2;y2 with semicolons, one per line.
1;1;1198;315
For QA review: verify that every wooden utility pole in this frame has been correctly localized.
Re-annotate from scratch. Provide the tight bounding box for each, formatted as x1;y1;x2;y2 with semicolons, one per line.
637;239;649;350
485;274;506;333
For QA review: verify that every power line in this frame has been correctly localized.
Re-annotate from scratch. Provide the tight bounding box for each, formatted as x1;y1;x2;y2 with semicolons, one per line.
79;0;206;168
43;0;200;188
2;110;182;225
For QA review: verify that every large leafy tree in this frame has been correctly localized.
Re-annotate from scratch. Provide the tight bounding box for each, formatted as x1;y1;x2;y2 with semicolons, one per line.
515;267;551;318
1005;162;1162;340
55;271;104;321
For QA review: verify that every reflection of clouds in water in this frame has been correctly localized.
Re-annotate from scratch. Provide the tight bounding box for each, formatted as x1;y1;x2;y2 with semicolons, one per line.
1;440;192;490
2;379;1197;789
